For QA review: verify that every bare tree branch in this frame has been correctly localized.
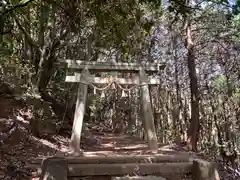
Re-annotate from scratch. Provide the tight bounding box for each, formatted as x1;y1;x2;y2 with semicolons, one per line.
12;12;38;48
1;0;35;16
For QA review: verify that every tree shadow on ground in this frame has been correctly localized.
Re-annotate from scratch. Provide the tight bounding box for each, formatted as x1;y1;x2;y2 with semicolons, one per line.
0;95;194;179
0;95;71;179
82;131;191;157
0;121;69;179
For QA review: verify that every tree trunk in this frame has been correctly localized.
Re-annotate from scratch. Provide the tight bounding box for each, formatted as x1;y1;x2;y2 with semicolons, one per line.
172;32;182;144
184;18;200;152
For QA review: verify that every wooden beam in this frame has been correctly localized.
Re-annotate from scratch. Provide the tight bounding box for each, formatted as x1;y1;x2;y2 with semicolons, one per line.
112;176;167;180
32;162;192;177
65;73;161;85
59;59;165;72
192;159;220;180
68;162;192;176
39;157;68;180
29;154;193;165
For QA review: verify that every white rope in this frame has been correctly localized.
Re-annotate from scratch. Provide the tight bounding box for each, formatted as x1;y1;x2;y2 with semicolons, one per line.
76;80;114;91
77;80;148;91
115;83;138;91
90;82;114;91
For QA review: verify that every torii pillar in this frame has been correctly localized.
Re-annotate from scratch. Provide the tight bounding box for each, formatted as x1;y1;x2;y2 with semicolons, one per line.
139;68;158;152
70;68;90;154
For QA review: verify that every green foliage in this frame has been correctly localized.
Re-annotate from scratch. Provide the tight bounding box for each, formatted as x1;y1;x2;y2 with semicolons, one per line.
140;0;162;8
213;75;228;93
231;0;240;15
233;87;240;100
28;98;60;136
213;75;240;101
230;14;240;39
87;0;159;53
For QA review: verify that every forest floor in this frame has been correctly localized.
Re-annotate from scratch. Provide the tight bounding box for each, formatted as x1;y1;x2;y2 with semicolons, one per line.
0;95;239;179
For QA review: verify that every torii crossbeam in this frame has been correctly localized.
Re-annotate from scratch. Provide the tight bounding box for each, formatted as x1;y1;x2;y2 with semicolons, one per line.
60;59;165;73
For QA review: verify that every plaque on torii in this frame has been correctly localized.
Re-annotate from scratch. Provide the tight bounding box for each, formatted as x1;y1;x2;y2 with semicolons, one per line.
60;59;165;154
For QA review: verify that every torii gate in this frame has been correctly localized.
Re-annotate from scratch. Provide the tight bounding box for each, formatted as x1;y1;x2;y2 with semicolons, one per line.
61;59;165;153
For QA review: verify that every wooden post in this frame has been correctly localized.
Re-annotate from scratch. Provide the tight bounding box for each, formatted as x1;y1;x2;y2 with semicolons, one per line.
139;68;158;152
192;159;220;180
39;157;68;180
70;68;90;154
112;176;166;180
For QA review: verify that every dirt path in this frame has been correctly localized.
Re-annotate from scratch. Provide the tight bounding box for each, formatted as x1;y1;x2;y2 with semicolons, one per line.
81;130;191;157
0;95;190;179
